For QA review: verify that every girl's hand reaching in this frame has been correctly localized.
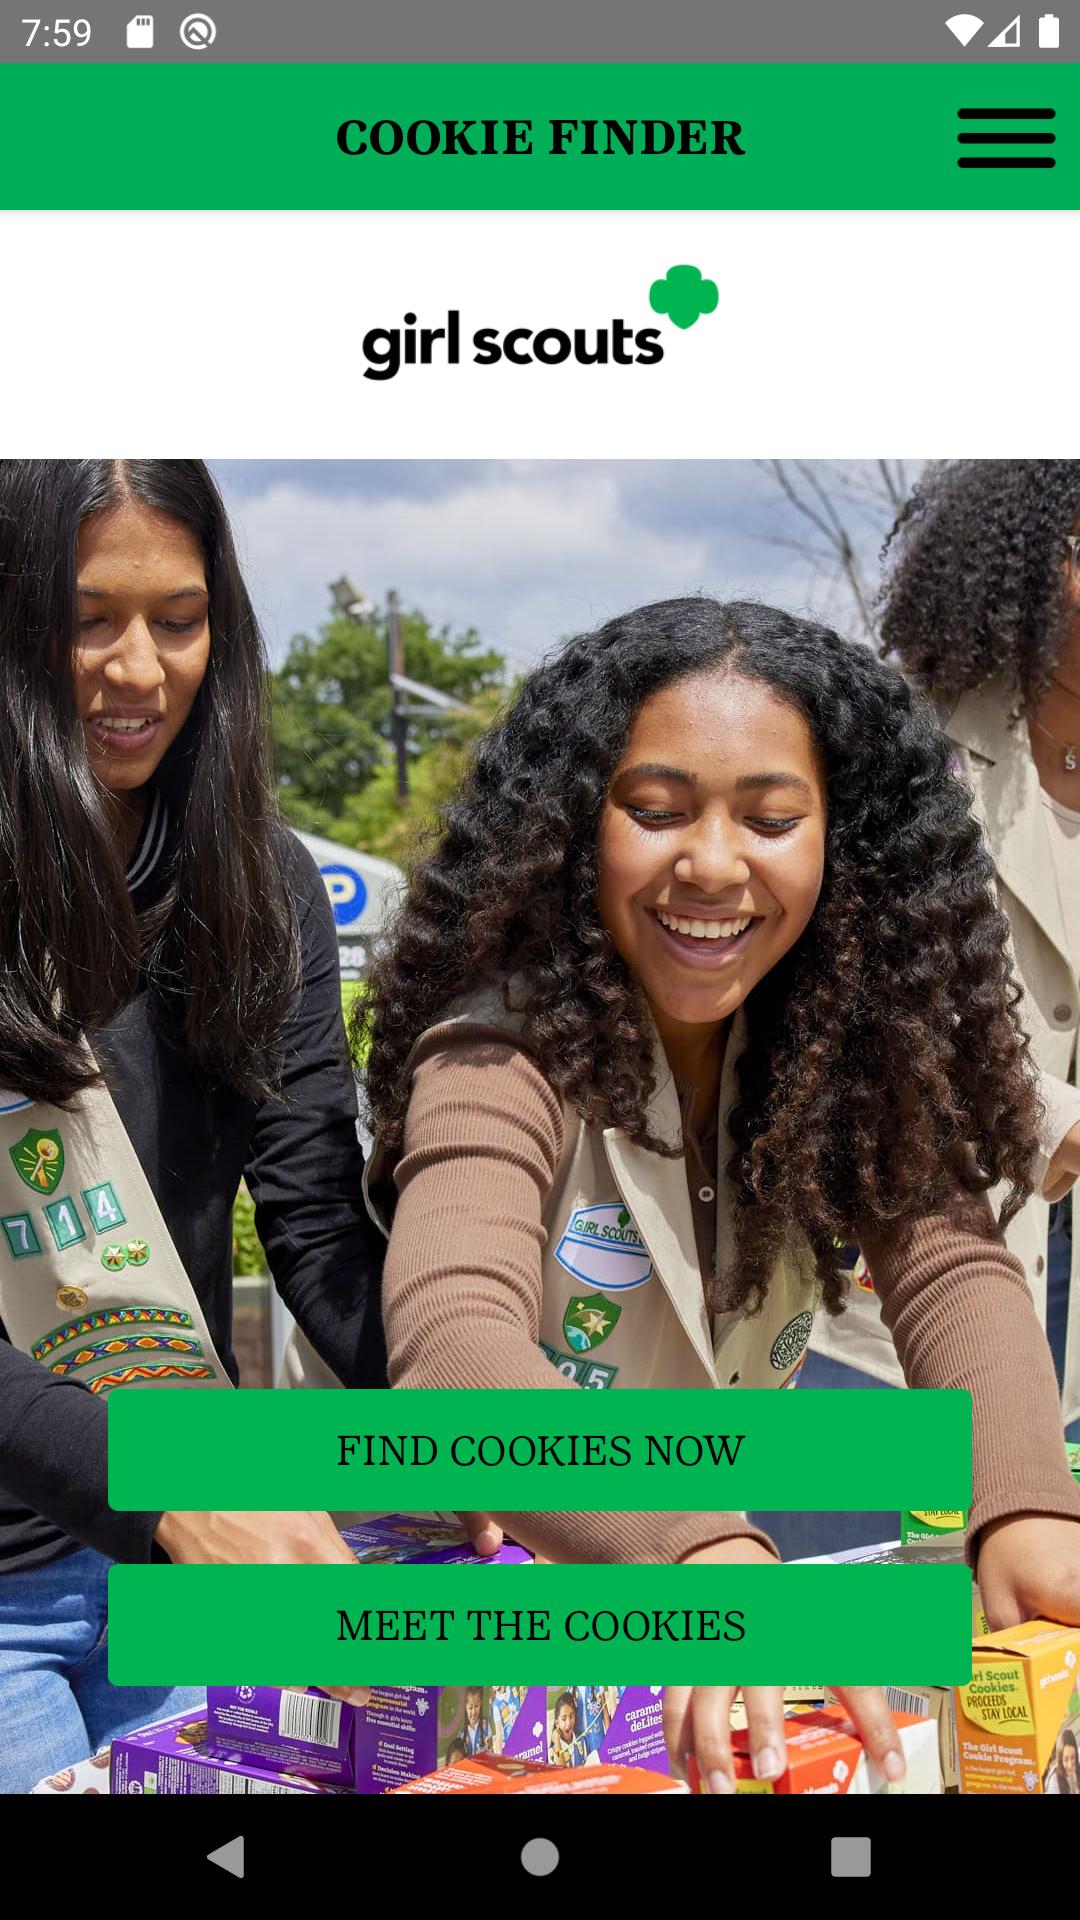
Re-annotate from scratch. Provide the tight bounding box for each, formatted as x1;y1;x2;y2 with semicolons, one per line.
664;1682;905;1793
152;1510;504;1711
665;1537;906;1792
977;1514;1080;1630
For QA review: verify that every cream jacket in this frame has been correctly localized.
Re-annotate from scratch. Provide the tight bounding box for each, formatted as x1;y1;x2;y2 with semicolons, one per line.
811;683;1080;1418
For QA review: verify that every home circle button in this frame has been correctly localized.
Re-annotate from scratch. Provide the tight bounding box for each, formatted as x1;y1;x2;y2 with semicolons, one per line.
521;1839;560;1877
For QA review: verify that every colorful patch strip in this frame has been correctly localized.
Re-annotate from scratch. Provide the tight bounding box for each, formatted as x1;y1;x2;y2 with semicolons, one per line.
88;1362;215;1395
32;1306;194;1362
50;1334;203;1376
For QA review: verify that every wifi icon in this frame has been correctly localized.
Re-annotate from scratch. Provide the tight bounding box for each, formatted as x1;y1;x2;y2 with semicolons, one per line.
947;12;985;42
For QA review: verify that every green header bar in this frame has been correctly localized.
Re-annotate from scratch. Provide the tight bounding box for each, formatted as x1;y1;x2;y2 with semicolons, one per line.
107;1387;972;1512
108;1562;973;1685
2;63;1075;208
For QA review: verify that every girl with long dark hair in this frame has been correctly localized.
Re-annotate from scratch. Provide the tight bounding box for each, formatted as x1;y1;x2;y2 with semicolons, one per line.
359;596;1080;1793
0;460;391;1793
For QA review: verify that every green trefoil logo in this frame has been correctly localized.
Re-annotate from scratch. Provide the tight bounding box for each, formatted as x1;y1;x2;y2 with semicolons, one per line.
649;265;719;330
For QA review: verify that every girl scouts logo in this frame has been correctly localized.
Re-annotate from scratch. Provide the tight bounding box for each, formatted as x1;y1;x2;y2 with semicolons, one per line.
10;1128;64;1194
554;1204;653;1292
563;1293;622;1352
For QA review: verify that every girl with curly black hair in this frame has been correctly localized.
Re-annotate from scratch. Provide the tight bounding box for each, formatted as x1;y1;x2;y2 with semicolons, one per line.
358;595;1080;1794
858;460;1080;1444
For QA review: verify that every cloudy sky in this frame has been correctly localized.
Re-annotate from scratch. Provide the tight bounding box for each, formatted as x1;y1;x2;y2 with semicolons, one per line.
213;460;925;675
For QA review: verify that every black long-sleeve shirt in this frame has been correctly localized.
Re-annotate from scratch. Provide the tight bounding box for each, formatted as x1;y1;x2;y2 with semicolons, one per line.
0;811;387;1572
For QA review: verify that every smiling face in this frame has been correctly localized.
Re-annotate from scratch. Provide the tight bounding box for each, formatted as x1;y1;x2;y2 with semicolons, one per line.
73;500;212;796
596;668;828;1056
555;1702;576;1739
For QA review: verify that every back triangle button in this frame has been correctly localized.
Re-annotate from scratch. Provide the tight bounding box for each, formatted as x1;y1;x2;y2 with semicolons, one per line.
207;1837;245;1880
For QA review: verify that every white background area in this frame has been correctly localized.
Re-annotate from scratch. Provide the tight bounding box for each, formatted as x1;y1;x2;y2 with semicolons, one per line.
2;209;1072;456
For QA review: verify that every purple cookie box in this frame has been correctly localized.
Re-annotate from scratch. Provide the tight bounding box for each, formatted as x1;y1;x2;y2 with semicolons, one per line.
353;1686;550;1795
547;1687;669;1773
207;1687;354;1783
110;1708;351;1796
339;1514;533;1568
207;1517;534;1789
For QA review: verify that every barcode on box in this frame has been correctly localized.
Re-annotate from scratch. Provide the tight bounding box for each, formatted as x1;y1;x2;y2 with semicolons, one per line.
884;1687;928;1717
218;1773;300;1794
279;1691;342;1749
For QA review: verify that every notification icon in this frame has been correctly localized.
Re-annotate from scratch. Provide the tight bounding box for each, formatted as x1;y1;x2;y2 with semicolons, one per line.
179;13;216;49
126;14;153;47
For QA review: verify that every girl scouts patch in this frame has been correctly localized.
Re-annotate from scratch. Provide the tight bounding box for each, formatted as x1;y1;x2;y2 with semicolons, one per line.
10;1128;64;1194
770;1311;813;1372
554;1204;653;1292
563;1293;621;1352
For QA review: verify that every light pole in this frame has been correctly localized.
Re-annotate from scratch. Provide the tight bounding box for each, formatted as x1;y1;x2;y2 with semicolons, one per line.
328;576;469;802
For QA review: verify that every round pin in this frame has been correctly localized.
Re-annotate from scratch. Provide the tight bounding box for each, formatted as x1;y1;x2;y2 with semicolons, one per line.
125;1239;150;1267
101;1245;127;1271
56;1284;88;1312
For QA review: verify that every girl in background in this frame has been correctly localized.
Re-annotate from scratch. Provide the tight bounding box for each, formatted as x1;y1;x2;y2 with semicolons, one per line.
807;462;1080;1462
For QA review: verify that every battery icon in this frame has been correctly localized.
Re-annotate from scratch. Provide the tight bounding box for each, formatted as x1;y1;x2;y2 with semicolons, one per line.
1039;13;1060;46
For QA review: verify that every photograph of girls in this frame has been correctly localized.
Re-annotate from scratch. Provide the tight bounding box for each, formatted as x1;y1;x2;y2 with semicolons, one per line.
3;458;1080;1799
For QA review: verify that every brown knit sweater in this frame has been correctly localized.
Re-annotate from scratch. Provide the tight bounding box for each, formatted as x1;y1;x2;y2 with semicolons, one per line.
381;1030;1080;1567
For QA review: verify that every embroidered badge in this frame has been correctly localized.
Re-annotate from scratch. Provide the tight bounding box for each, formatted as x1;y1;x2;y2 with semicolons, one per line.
539;1341;619;1388
554;1204;653;1292
101;1244;128;1270
1;1211;41;1259
82;1181;126;1235
50;1333;201;1375
770;1311;813;1372
32;1306;192;1362
88;1361;214;1395
43;1195;86;1251
124;1238;150;1267
562;1292;622;1352
10;1127;64;1194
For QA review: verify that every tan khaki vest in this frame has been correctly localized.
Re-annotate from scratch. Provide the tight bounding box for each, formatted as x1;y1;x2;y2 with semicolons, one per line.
812;686;1080;1420
0;1061;232;1396
366;988;821;1394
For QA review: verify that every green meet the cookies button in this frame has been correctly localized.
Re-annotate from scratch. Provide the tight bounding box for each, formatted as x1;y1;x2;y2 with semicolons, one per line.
107;1562;973;1687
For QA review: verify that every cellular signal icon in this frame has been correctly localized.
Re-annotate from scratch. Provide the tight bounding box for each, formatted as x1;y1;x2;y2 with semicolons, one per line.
947;13;985;43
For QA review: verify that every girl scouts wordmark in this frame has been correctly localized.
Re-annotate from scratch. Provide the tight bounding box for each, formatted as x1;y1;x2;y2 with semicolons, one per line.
351;278;719;381
356;310;666;381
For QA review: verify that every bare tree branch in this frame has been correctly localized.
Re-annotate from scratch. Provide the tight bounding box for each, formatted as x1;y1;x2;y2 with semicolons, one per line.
751;459;922;639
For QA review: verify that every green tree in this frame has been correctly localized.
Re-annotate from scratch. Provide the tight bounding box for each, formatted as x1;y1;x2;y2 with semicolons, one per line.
271;603;506;845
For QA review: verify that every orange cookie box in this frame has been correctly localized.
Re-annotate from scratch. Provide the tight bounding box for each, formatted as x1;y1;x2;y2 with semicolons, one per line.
688;1706;941;1795
392;1754;687;1795
955;1620;1080;1795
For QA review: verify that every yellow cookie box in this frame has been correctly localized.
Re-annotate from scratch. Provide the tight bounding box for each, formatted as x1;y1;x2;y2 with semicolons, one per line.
955;1621;1080;1795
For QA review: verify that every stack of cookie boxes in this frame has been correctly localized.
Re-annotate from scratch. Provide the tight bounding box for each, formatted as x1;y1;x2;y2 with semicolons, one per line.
108;1515;675;1796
